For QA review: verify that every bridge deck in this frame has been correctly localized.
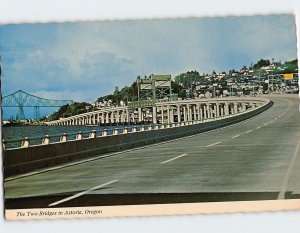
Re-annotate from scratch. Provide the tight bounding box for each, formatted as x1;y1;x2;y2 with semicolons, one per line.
4;95;300;208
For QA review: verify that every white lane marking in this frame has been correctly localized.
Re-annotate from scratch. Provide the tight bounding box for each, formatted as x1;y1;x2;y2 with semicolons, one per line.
161;153;187;164
232;134;240;139
246;130;253;134
278;140;300;200
206;142;221;147
256;126;261;129
48;179;119;207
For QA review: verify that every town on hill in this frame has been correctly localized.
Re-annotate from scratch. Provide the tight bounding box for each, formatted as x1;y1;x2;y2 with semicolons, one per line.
49;58;298;121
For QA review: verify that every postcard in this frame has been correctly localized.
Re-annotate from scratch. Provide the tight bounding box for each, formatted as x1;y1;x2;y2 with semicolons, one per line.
1;14;300;220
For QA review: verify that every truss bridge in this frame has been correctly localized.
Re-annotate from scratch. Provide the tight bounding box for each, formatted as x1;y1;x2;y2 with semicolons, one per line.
2;90;74;120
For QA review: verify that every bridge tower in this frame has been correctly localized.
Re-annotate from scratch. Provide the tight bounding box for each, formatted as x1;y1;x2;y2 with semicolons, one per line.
137;74;173;105
16;106;26;121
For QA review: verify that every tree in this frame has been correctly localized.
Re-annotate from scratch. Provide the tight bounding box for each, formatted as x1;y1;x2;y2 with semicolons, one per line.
49;102;91;120
174;70;202;88
253;59;270;69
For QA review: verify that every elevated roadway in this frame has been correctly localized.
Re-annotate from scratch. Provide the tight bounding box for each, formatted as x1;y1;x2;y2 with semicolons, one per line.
4;95;300;208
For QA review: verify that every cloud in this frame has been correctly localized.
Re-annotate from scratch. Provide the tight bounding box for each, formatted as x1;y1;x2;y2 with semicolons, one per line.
1;14;298;119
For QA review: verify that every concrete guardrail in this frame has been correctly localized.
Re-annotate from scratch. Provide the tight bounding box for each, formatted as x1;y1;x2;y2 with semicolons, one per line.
3;99;273;177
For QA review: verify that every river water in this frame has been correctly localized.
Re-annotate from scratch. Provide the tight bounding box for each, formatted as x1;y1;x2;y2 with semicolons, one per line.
2;124;143;149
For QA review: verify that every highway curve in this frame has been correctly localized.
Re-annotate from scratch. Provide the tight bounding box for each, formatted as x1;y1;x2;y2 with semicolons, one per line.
5;94;300;209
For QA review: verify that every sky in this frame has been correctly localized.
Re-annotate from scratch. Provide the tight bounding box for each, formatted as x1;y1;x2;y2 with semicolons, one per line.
0;14;298;119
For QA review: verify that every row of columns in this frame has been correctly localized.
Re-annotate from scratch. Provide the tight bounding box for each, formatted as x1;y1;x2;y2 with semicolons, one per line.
154;102;251;124
56;109;131;126
50;101;258;126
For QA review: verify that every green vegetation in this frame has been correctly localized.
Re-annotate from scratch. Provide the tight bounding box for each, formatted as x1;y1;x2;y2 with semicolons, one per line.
97;81;139;105
50;58;298;120
49;102;91;120
253;59;271;69
174;71;204;87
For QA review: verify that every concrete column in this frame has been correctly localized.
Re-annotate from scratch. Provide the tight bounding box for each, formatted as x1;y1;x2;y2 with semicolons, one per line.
177;105;181;123
131;110;135;123
93;114;96;125
97;113;100;125
152;106;157;124
216;103;220;117
167;106;170;124
121;110;125;123
224;103;229;115
210;104;214;118
220;104;224;116
188;105;192;121
206;104;211;118
242;103;247;112
138;108;142;122
212;104;216;118
234;103;238;114
116;110;120;123
126;109;130;123
170;107;174;123
197;104;201;120
101;112;105;124
161;107;164;124
183;106;187;122
111;111;115;123
105;112;109;124
203;104;207;119
193;105;197;121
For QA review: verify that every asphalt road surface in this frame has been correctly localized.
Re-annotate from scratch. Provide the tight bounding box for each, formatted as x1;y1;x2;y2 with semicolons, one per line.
4;94;300;209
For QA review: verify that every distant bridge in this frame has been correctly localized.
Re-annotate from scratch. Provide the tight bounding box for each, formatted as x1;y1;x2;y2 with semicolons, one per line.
2;90;74;120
